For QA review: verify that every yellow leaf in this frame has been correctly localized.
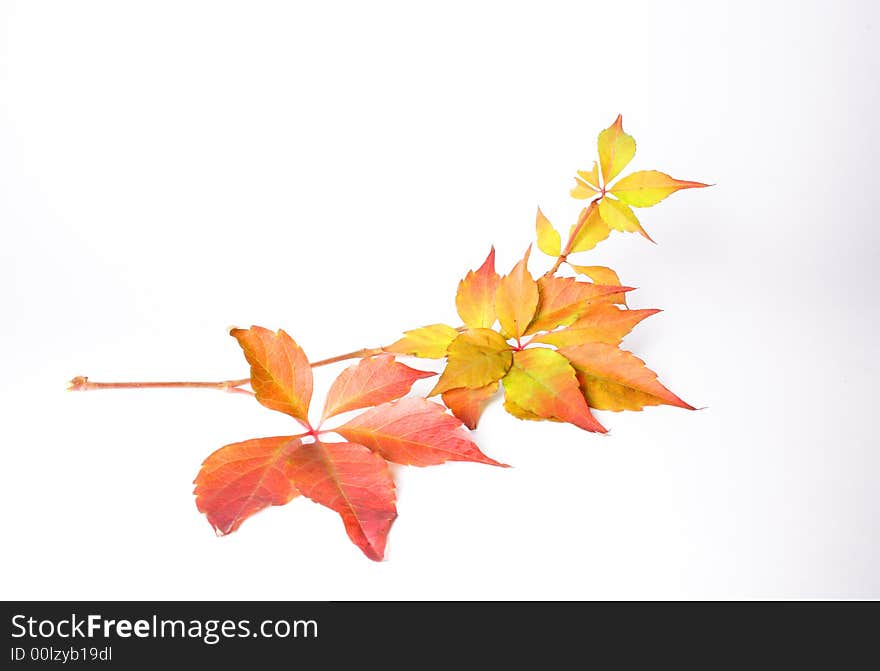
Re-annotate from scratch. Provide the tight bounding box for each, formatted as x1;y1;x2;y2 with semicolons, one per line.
597;114;636;183
610;170;709;208
598;197;653;242
386;324;459;359
578;162;600;189
568;204;611;253
570;161;601;200
535;207;561;257
494;247;539;339
455;248;500;329
567;264;628;306
503;396;548;421
430;328;513;396
560;342;694;412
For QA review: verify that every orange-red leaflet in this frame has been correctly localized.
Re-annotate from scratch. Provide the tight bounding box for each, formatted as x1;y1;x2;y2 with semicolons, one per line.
335;397;505;467
322;354;435;420
441;382;499;430
567;264;628;306
524;277;635;335
194;436;303;536
530;304;660;348
231;326;312;423
286;440;397;561
560;342;694;412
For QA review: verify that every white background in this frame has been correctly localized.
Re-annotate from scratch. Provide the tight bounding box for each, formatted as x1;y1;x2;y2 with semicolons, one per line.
2;1;878;599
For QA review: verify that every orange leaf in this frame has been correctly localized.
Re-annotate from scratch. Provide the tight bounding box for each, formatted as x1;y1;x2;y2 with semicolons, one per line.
286;440;397;561
231;326;312;422
322;354;435;420
456;247;501;329
560;342;694;411
494;246;539;339
502;348;606;432
429;328;512;396
597;114;636;183
525;277;635;334
530;304;660;347
441;382;498;430
567;264;628;305
335;397;505;467
610;170;709;208
194;436;303;535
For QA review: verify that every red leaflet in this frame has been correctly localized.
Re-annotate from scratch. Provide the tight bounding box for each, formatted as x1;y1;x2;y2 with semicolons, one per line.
322;354;435;420
194;436;303;535
286;440;397;561
230;326;313;423
335;397;506;467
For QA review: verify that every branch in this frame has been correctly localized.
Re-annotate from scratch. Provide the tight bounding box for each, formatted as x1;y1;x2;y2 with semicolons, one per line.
68;347;388;394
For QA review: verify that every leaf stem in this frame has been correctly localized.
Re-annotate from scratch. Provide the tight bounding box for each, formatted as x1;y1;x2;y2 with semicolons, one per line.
543;199;598;278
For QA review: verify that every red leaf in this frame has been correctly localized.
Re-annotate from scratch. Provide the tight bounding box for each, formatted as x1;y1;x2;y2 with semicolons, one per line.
441;383;499;429
194;436;303;535
286;440;397;561
230;326;313;422
322;354;435;420
334;397;506;467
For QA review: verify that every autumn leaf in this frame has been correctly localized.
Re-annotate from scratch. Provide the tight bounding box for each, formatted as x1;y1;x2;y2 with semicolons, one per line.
597;114;636;183
598;196;653;242
524;276;634;334
502;348;606;432
502;397;548;422
494;247;539;339
571;162;600;199
194;436;303;536
430;328;512;396
286;440;397;561
560;342;694;412
569;115;709;244
535;207;562;257
230;326;312;422
322;354;435;420
610;170;709;208
568;204;611;253
441;382;498;430
456;247;501;329
530;304;660;347
335;397;505;467
386;323;459;359
567;264;628;306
